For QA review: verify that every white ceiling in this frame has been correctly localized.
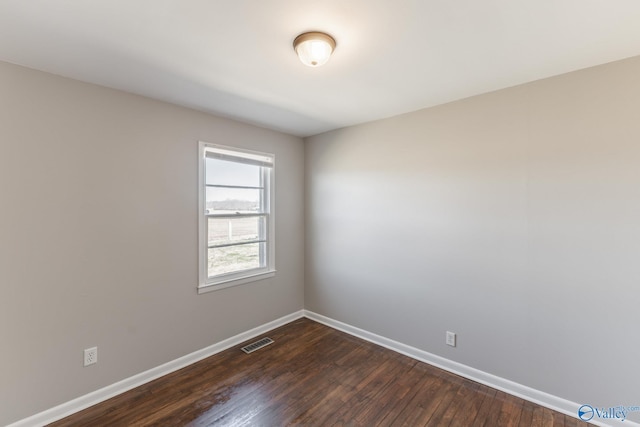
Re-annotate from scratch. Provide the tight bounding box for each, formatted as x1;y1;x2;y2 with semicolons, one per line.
2;1;640;137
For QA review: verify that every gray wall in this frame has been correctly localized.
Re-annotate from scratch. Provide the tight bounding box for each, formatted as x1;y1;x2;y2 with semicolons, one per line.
0;61;304;425
305;56;640;413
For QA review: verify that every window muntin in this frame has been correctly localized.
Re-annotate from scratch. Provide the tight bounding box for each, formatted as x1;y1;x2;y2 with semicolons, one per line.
199;142;275;292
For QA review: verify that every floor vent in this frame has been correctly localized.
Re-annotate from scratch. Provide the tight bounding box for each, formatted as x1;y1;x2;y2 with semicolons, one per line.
241;337;274;354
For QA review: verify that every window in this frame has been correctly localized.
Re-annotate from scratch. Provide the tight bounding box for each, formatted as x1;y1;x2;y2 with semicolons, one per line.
198;142;275;293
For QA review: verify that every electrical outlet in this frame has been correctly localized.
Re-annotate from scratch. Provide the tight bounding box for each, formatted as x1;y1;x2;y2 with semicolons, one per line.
84;347;98;366
446;331;456;347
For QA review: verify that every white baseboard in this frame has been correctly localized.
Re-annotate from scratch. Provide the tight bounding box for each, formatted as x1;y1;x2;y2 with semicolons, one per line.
303;310;638;427
8;310;304;427
10;309;636;427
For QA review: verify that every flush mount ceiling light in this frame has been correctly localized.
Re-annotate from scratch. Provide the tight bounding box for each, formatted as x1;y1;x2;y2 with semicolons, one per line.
293;32;336;67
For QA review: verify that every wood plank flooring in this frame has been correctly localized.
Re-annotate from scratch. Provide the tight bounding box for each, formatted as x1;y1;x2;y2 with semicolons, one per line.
49;318;593;426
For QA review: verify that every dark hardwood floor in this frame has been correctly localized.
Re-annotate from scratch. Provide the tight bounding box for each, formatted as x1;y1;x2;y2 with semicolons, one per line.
49;318;592;426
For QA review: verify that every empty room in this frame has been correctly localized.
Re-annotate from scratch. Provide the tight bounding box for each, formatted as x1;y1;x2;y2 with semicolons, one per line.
1;1;639;426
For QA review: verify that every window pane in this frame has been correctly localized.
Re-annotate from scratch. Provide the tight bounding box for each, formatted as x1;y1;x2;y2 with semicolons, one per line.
208;216;264;246
208;242;265;277
206;158;261;187
206;187;262;214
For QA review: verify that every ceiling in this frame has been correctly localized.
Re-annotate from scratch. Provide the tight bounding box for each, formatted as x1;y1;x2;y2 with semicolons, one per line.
2;1;640;137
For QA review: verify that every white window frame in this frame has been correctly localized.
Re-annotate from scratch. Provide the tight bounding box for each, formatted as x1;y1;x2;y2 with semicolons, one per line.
198;142;275;294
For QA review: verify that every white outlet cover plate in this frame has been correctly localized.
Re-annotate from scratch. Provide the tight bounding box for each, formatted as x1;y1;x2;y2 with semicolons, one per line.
446;331;456;347
84;347;98;366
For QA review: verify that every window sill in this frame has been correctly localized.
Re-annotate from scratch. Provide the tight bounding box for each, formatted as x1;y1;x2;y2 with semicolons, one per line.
197;270;276;294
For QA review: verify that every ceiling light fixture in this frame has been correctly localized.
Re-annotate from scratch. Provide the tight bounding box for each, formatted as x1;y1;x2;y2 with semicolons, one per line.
293;32;336;67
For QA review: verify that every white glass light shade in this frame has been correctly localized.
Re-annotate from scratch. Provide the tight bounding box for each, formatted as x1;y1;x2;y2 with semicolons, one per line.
293;32;336;67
